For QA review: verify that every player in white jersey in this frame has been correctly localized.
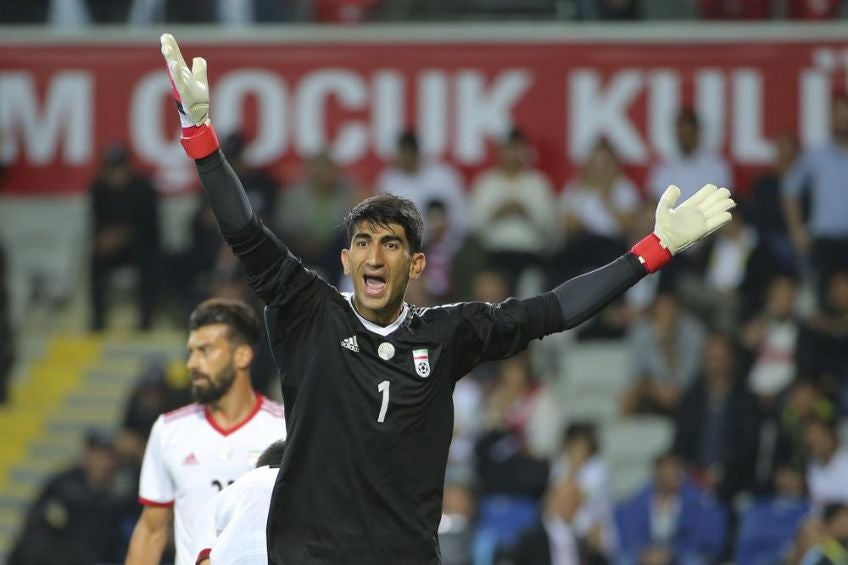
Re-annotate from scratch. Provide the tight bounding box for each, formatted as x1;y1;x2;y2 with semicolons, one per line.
194;440;286;565
125;298;286;565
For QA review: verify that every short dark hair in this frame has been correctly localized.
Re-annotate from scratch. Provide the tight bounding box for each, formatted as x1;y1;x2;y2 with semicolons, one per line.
397;130;419;154
823;502;848;525
343;193;425;253
562;421;599;456
256;440;286;468
677;107;700;128
188;298;261;347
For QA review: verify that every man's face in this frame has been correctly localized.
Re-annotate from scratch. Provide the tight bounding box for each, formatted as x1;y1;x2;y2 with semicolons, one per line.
186;324;242;404
341;221;425;324
396;146;419;173
655;457;683;494
676;119;699;154
804;422;836;460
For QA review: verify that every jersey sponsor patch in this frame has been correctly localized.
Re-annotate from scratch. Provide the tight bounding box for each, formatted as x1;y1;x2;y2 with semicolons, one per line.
412;349;430;378
341;336;359;353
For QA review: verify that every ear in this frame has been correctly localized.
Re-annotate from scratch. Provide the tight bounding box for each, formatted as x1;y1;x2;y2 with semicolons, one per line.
408;252;426;280
233;344;254;371
341;248;351;275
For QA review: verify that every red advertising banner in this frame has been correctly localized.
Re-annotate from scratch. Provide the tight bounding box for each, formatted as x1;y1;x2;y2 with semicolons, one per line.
2;30;848;195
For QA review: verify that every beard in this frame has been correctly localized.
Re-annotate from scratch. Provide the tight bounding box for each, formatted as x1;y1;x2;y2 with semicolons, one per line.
191;365;236;404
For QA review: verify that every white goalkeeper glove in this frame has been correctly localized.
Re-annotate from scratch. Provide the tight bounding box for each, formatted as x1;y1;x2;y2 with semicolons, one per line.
160;33;219;159
631;184;735;273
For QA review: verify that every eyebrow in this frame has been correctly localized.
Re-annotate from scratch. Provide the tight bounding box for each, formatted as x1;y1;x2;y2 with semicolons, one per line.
352;232;404;245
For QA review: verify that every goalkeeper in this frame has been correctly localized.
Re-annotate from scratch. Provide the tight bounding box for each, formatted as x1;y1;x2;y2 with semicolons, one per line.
160;33;735;565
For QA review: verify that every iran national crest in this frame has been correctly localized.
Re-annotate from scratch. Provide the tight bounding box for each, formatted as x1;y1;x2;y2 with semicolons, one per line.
413;349;430;378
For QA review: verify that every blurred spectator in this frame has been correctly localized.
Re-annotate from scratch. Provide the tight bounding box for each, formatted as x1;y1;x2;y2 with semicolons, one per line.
789;0;841;19
377;129;467;251
122;359;191;441
742;134;803;313
801;502;848;565
278;150;355;284
735;465;810;565
648;107;733;203
313;0;380;22
796;270;848;410
699;0;770;19
89;144;161;332
576;0;641;19
615;451;726;565
621;293;706;417
9;431;129;565
743;274;801;400
788;516;827;565
804;417;848;509
558;138;641;279
438;483;475;565
678;214;757;334
549;422;617;558
469;127;557;290
128;0;294;25
0;0;49;22
0;238;13;404
509;478;583;565
673;333;759;501
784;95;848;304
420;200;460;300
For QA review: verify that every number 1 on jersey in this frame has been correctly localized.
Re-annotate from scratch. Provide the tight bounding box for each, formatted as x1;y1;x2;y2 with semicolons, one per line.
377;380;390;423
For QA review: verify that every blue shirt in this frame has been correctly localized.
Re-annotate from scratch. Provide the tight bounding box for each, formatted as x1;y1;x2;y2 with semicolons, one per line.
784;143;848;238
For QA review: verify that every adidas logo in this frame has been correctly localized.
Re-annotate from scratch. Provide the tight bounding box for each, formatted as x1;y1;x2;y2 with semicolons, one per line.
182;453;199;466
341;336;359;352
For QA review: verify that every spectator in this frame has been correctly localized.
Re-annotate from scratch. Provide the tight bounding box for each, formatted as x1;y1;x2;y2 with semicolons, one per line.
735;465;810;565
9;431;128;565
616;451;726;565
804;417;848;509
673;333;759;501
801;503;848;565
509;478;584;565
647;107;733;203
128;0;293;25
557;138;641;280
549;422;616;558
278;150;355;284
89;144;161;332
621;292;706;417
796;270;848;409
789;0;841;19
420;200;459;301
699;0;770;19
742;134;803;312
0;238;13;404
469;127;557;290
784;94;848;304
772;380;837;475
377;129;467;251
787;516;826;565
576;0;640;19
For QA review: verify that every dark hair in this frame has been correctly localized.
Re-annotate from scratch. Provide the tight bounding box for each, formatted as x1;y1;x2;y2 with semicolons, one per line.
823;502;848;524
654;449;681;467
676;107;700;128
256;440;287;468
343;193;425;253
397;130;419;154
562;421;599;456
505;126;526;145
188;298;261;347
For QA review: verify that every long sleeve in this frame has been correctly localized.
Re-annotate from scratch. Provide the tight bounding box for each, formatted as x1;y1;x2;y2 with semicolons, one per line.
195;149;257;233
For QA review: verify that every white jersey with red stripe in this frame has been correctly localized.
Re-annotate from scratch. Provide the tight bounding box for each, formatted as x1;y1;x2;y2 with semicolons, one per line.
138;394;285;565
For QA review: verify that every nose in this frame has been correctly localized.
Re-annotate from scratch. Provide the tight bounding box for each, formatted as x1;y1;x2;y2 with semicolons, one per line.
186;351;200;371
366;244;384;268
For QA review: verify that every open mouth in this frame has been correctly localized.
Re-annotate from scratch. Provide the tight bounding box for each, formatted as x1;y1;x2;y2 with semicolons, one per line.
363;275;387;297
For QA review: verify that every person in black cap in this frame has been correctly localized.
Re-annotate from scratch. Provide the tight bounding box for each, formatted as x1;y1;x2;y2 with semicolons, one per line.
89;143;161;331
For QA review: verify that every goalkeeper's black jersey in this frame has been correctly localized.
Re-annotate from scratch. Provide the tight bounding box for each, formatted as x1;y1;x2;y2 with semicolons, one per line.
223;215;554;564
195;150;646;565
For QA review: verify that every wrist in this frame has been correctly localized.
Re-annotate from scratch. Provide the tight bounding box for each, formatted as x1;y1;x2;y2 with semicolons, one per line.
180;121;219;160
630;233;672;273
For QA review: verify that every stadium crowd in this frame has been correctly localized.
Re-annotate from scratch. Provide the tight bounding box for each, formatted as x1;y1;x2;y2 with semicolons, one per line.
3;40;848;565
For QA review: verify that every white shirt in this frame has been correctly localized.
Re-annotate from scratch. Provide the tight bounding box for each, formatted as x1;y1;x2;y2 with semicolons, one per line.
648;150;733;202
549;456;617;553
138;396;285;565
194;465;278;565
377;162;468;242
807;447;848;510
560;177;640;239
469;168;557;253
544;516;579;565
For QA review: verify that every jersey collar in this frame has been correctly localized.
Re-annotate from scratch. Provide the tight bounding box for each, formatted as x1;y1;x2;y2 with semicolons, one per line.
204;393;264;437
343;293;408;336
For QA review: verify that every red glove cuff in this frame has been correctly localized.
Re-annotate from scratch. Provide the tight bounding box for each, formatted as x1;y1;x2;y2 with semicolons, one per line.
630;233;672;274
180;123;219;160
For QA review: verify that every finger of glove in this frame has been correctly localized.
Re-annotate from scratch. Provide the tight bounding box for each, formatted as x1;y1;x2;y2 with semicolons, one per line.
656;185;681;224
191;57;208;86
160;34;188;70
679;184;716;209
168;61;190;92
705;211;733;233
697;186;731;211
702;197;736;218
